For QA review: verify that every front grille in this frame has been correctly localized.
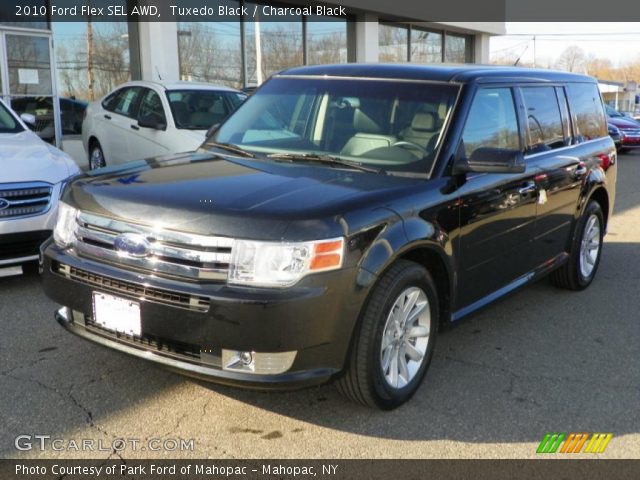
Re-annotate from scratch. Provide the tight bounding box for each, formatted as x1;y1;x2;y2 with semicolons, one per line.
83;317;221;367
0;182;53;219
620;127;640;135
53;262;210;312
73;212;232;282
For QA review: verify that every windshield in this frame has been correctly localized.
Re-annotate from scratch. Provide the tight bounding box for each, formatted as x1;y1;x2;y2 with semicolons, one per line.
210;77;459;175
0;102;24;134
166;90;247;130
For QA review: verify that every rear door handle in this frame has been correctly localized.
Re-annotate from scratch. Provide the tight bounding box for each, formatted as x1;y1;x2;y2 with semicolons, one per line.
130;124;139;131
518;181;537;195
103;114;111;120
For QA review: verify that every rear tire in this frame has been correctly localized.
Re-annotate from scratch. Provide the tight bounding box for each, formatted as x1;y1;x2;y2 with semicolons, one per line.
337;260;438;409
89;141;106;170
551;200;604;290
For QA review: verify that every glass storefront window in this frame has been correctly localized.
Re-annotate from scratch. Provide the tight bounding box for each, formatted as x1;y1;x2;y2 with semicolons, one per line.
444;33;470;63
177;5;347;88
53;21;131;102
244;4;303;86
410;28;442;63
379;23;472;64
178;21;243;88
307;17;348;65
378;24;408;63
6;34;51;95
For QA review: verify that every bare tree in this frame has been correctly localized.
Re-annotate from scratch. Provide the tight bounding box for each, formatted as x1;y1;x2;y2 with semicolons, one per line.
555;46;587;73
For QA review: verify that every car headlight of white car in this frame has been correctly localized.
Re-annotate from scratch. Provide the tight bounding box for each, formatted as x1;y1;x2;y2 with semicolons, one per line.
229;237;344;287
53;201;79;248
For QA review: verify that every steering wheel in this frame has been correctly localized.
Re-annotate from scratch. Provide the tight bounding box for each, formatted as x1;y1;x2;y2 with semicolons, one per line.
391;140;429;157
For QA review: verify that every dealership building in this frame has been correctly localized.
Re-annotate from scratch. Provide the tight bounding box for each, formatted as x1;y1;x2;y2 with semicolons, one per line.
0;1;504;156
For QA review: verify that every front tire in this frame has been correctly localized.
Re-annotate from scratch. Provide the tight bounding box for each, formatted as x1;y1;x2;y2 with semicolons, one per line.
89;141;106;170
551;200;604;290
337;260;438;409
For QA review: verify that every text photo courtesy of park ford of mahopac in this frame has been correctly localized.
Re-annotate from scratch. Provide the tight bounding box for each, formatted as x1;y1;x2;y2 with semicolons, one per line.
1;1;640;479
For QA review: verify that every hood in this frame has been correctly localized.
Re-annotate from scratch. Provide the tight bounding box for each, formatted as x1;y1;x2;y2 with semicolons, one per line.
608;116;640;129
1;131;79;184
66;152;423;240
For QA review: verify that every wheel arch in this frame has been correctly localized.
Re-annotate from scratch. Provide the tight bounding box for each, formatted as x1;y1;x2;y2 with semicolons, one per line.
588;186;610;229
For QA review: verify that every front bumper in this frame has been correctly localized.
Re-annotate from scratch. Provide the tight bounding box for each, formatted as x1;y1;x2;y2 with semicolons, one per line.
42;241;367;389
621;134;640;146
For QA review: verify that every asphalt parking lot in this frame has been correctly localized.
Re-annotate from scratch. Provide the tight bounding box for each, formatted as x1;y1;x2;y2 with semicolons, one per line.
1;153;639;460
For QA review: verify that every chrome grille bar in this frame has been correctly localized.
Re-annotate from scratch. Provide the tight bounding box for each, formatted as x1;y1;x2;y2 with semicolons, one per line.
74;212;232;282
0;182;53;219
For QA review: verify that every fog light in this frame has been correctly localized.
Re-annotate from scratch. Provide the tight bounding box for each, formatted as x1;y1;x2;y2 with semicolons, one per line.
222;350;297;375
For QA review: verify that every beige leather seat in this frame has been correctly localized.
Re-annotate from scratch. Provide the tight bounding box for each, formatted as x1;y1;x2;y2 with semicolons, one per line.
400;111;439;149
340;109;396;156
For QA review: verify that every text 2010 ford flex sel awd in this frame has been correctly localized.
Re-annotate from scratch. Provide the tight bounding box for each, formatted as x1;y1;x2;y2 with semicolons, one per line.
42;65;616;409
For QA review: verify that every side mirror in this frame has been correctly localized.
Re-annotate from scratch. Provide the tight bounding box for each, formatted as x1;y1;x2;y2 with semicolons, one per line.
453;147;525;175
20;113;36;127
138;113;166;130
206;123;220;138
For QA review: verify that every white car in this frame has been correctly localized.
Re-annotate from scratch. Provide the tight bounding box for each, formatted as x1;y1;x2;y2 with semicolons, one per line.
82;80;247;169
0;99;80;275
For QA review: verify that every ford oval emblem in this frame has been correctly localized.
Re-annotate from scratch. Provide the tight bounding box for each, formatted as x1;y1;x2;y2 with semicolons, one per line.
0;198;9;211
114;233;151;258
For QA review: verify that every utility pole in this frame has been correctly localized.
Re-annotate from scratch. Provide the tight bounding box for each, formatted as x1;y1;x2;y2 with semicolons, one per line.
533;35;536;68
87;14;94;100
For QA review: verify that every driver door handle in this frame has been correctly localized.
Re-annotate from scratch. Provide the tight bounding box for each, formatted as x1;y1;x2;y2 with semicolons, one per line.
574;164;588;178
518;181;537;195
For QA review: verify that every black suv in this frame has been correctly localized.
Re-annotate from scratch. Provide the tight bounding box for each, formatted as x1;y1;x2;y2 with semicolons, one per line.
42;65;616;409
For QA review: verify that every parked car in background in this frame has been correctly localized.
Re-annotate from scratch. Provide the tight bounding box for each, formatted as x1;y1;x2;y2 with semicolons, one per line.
0;99;79;276
10;97;88;143
606;105;640;150
608;122;622;150
82;81;247;170
43;65;616;409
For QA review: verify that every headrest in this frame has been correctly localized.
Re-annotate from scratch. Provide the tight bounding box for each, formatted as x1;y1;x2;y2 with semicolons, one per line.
411;112;437;132
353;109;381;134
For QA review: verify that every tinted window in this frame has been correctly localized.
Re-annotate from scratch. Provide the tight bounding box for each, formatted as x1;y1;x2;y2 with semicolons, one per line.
461;88;520;157
111;87;141;118
567;83;607;140
521;87;565;151
138;89;166;124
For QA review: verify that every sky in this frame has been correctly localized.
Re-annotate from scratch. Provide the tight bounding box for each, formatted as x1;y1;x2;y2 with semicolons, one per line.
491;22;640;68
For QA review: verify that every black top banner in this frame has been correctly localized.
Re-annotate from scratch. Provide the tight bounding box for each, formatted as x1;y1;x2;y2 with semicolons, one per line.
2;0;640;22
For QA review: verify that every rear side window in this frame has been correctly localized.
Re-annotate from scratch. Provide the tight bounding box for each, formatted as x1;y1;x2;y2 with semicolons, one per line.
567;83;607;140
461;88;520;157
521;87;565;151
107;87;141;118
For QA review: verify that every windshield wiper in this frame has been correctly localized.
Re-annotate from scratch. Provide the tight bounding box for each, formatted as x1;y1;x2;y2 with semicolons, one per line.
202;141;255;158
267;152;384;174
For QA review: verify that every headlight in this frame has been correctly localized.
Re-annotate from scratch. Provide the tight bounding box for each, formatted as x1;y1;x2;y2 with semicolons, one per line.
229;237;344;287
53;202;78;247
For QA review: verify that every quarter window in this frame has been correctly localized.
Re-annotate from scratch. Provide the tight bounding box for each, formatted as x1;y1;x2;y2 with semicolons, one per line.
461;88;520;157
566;83;607;140
521;87;565;151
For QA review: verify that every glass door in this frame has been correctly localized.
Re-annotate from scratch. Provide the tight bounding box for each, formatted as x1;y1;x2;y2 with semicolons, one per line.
0;30;59;145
